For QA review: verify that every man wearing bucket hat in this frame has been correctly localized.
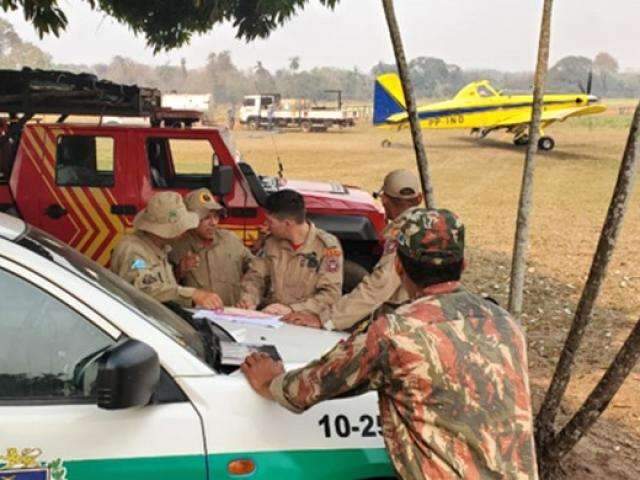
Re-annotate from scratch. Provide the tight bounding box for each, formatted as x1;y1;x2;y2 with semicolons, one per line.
170;188;253;306
110;191;223;309
284;169;422;330
241;208;537;479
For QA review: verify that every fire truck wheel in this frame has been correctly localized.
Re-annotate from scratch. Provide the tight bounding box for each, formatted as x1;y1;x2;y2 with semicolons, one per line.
248;118;259;130
301;121;312;133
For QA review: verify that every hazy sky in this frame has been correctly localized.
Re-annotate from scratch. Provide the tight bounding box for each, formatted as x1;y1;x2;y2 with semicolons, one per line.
3;0;639;72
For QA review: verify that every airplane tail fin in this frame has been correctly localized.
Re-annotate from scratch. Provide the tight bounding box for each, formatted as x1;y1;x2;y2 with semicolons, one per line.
373;73;407;125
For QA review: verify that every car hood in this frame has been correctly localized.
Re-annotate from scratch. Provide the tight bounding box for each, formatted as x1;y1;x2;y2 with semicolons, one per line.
281;178;385;219
212;317;345;367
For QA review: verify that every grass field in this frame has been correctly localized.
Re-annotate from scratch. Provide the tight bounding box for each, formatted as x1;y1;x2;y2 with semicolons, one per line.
231;108;640;477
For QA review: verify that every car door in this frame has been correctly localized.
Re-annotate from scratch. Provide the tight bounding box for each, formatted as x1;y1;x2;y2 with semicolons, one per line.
16;125;136;266
0;258;207;480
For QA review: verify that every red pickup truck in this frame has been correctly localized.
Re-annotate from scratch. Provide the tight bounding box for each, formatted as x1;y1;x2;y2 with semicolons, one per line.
0;69;385;289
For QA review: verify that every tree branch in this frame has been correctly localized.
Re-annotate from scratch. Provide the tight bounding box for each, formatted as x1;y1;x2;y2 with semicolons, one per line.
508;0;554;315
381;0;435;208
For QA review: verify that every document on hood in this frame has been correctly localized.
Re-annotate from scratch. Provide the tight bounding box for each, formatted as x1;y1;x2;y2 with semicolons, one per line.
193;307;283;329
219;341;282;366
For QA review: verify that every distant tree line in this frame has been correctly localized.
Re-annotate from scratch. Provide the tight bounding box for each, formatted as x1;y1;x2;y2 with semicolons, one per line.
1;18;639;103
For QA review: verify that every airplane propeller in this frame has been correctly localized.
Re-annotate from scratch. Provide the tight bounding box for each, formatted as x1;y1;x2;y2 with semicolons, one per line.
578;69;594;95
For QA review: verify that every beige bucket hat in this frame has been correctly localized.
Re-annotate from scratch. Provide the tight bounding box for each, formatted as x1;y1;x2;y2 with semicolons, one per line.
184;188;224;220
133;191;199;239
379;169;421;200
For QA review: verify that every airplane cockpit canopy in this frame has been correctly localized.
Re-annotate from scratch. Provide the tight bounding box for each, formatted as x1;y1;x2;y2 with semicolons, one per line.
454;81;500;100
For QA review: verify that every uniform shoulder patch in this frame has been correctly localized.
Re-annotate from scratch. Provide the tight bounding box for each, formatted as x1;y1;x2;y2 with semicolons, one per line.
323;247;342;257
131;258;148;270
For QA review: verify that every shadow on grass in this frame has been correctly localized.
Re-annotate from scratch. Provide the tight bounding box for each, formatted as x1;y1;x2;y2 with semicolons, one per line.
452;137;599;161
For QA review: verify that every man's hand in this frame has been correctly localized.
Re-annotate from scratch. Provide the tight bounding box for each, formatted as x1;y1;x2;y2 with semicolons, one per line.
236;298;257;310
263;303;293;316
240;352;285;399
193;289;223;310
282;311;323;329
178;252;200;277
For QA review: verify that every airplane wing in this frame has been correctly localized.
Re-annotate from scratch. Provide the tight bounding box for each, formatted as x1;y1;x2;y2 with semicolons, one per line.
490;105;607;128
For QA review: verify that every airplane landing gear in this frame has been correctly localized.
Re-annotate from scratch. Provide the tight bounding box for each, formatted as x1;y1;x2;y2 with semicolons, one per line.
381;139;392;148
513;134;529;146
538;136;555;151
471;128;491;139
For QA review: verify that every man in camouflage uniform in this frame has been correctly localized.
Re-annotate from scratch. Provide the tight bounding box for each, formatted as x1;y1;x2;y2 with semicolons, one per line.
110;191;223;309
284;169;422;330
242;208;537;479
170;188;253;306
237;189;343;316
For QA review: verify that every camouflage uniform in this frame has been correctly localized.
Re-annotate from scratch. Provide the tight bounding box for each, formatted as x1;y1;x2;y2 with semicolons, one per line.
110;191;199;306
269;209;537;479
170;229;253;305
239;222;343;314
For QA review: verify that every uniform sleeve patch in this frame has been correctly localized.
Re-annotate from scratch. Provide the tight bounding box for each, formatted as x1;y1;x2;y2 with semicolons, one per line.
324;257;341;273
324;247;342;257
131;258;148;270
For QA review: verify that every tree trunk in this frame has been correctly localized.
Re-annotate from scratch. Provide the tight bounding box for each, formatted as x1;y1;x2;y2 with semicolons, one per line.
508;0;554;316
381;0;435;208
544;316;640;472
535;99;640;478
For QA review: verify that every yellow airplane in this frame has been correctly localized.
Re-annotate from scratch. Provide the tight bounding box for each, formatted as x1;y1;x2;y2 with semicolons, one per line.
373;73;606;151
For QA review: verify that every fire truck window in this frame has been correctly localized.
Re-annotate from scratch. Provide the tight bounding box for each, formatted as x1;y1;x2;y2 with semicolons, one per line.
243;98;255;107
56;135;114;187
168;139;215;175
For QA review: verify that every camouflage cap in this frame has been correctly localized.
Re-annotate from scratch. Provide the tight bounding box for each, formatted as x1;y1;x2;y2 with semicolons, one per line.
396;208;464;265
379;169;421;200
184;188;224;220
133;191;199;239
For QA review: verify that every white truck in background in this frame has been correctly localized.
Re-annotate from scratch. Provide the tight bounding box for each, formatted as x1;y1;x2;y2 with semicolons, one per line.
102;93;214;126
239;91;356;132
162;93;213;121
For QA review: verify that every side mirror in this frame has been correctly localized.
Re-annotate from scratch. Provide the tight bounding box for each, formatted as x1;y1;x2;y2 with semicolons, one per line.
96;338;160;410
210;164;233;197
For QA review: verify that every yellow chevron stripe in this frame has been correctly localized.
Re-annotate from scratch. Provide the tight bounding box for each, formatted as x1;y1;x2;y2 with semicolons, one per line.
72;187;107;259
92;188;124;265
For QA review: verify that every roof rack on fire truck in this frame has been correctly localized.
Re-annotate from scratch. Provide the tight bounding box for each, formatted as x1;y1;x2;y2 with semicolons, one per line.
0;68;202;127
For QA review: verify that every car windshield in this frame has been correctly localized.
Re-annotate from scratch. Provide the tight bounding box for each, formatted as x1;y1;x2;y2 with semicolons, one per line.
17;226;207;363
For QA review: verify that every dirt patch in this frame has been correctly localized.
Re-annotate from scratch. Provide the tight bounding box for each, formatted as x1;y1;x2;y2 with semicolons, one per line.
465;247;640;479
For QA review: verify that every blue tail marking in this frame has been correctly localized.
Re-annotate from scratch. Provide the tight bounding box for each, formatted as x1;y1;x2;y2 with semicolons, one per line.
373;80;405;125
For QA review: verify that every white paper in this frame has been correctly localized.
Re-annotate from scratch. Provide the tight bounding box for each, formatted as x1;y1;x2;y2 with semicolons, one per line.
193;307;283;329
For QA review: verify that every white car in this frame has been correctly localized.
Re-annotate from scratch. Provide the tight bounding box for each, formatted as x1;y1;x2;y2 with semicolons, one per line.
0;213;394;479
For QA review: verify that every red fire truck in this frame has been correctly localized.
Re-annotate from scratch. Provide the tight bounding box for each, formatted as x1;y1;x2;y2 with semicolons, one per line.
0;69;385;289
